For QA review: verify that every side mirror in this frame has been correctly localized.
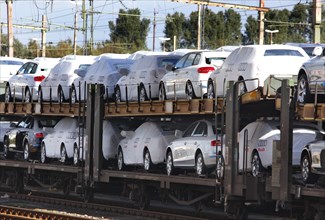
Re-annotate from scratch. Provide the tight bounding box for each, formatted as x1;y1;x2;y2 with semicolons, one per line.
172;66;177;71
121;130;135;139
119;68;129;76
10;122;17;128
312;46;323;56
74;68;87;77
175;129;183;138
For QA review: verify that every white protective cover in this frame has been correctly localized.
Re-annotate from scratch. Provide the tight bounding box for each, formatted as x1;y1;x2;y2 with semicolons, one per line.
0;57;25;83
118;121;176;166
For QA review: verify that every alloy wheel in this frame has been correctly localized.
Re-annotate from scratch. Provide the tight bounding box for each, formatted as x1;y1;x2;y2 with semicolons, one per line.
23;141;29;161
117;149;124;171
73;147;79;166
207;81;215;99
166;152;173;176
251;152;261;177
196;153;205;175
144;150;151;171
216;156;225;181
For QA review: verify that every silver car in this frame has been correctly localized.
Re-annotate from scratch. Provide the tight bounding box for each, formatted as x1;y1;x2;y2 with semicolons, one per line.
297;46;325;103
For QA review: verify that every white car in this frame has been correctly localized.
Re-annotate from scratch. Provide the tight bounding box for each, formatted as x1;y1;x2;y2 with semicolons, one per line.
0;57;25;83
117;121;178;171
115;53;181;102
39;55;97;103
40;117;79;164
159;50;231;101
207;44;310;98
71;55;134;102
300;140;325;184
237;120;322;177
72;120;122;165
4;58;59;102
165;120;222;176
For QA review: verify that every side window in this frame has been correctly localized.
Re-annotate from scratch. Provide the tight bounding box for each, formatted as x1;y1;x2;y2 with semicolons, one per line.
193;54;201;65
183;122;198;137
25;63;36;74
24;117;34;129
175;55;188;69
17;63;29;74
183;53;196;68
193;122;207;137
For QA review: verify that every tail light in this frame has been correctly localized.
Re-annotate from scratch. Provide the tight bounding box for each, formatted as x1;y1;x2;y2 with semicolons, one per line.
35;132;44;138
211;140;221;147
197;66;215;74
34;75;45;82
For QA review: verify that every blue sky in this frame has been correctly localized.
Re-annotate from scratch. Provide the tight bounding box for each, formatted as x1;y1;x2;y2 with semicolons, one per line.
0;0;301;51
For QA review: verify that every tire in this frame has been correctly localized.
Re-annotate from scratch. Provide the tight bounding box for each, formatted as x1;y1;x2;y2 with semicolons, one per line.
73;146;79;166
3;137;12;159
5;85;12;103
251;151;262;177
58;86;65;104
297;74;311;104
216;155;225;181
158;83;166;101
37;86;43;103
301;154;318;184
24;88;31;103
195;152;206;175
207;80;215;99
143;150;152;172
60;145;68;164
71;86;77;104
23;140;30;161
166;151;175;176
186;81;195;100
40;143;48;164
115;86;121;102
117;148;125;171
138;85;147;102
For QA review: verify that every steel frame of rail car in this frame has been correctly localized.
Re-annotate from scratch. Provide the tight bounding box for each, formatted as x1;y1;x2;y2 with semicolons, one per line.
222;80;325;219
0;82;325;218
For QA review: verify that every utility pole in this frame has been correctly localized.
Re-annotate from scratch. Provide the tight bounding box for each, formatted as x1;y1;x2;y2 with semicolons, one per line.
41;15;46;57
313;0;321;43
74;13;77;55
90;0;94;54
6;0;13;57
197;4;201;50
82;0;87;55
258;0;265;45
152;8;157;51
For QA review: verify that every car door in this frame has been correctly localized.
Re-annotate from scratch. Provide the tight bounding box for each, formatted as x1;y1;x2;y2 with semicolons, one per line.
172;122;198;167
10;62;35;99
306;52;325;87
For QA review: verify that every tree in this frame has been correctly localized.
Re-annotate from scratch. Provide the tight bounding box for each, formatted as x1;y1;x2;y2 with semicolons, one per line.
288;4;310;43
0;34;27;58
244;15;258;45
224;9;242;45
163;12;187;51
108;8;150;53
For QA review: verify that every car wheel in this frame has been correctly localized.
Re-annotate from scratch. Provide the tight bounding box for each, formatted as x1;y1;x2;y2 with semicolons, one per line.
5;85;12;103
138;85;147;102
40;143;48;164
73;146;79;166
158;83;166;101
24;88;31;103
71;86;77;104
297;74;311;104
58;86;65;104
37;86;43;103
60;145;68;164
166;151;175;176
143;150;152;172
207;80;215;99
115;86;121;102
195;152;206;175
23;140;29;161
186;81;195;100
117;148;125;171
3;137;12;159
251;151;262;177
216;155;225;181
301;154;318;184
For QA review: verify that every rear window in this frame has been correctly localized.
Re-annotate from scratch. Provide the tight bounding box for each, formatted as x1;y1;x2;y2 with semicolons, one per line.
157;58;179;69
0;60;24;65
38;117;61;128
264;49;304;57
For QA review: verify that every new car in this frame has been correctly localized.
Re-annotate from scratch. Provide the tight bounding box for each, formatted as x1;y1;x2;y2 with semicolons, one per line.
2;115;60;160
300;140;325;184
165;120;222;176
4;58;59;102
296;46;325;104
238;120;322;177
71;55;134;102
207;44;310;98
39;55;97;103
159;50;231;101
117;121;178;171
115;53;181;102
0;57;25;83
